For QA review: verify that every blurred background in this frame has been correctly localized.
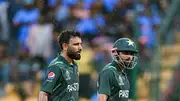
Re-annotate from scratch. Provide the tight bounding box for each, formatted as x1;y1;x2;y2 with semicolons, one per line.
0;0;179;101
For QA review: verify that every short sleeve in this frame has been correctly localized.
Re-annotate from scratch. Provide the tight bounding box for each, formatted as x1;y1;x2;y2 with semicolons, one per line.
40;65;62;94
98;70;114;96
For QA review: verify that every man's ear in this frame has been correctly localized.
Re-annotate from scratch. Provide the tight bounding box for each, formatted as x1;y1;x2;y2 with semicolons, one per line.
62;43;68;51
111;48;118;56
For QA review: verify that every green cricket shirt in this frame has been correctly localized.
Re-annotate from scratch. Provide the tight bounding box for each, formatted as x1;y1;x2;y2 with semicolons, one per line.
40;55;79;101
98;61;130;101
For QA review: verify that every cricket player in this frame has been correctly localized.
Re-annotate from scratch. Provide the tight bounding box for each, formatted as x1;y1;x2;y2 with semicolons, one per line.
38;30;82;101
97;38;139;101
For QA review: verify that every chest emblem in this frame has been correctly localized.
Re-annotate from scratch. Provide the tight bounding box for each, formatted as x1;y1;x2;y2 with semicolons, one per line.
118;76;124;86
65;71;71;80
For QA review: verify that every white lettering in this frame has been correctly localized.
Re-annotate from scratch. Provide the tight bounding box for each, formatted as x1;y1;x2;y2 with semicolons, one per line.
119;90;129;98
67;83;79;92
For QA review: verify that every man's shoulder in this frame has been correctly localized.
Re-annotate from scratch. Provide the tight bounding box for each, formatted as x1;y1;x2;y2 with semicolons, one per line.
99;63;117;75
48;58;66;69
102;63;117;72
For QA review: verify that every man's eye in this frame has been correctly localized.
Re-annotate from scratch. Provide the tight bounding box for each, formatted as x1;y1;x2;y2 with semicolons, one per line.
121;52;134;55
73;43;79;45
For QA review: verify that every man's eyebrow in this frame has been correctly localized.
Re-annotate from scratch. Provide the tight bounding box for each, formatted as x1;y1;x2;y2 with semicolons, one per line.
72;42;82;45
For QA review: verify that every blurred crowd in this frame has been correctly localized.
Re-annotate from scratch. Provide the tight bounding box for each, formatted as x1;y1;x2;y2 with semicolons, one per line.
0;0;178;101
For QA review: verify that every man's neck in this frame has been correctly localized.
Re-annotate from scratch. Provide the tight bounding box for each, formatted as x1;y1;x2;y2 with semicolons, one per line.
119;65;125;73
114;61;125;73
61;53;73;64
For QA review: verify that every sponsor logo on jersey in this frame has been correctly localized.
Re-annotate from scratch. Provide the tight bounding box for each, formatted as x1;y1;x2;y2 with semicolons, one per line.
65;71;71;80
119;90;129;98
118;76;124;85
48;72;55;80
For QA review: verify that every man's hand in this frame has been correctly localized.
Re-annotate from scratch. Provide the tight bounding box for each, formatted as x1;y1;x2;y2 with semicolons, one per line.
98;94;108;101
38;91;49;101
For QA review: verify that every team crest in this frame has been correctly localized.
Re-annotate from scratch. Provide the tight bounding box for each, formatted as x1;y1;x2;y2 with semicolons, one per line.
48;72;55;80
126;39;134;46
65;71;71;80
118;76;124;86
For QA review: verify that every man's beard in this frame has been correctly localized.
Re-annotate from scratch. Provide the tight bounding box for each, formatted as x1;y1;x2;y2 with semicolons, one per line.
67;50;81;60
117;57;131;69
123;61;131;67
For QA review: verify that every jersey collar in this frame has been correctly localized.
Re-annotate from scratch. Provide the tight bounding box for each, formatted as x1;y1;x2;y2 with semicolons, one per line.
111;61;126;74
58;54;75;67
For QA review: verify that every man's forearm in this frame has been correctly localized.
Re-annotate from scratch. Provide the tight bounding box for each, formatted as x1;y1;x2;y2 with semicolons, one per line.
38;91;49;101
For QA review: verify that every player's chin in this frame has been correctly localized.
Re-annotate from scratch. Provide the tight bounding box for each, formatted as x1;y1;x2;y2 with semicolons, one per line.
74;54;81;60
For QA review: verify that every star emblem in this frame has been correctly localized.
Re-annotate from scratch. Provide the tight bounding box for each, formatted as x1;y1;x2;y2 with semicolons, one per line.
126;39;134;46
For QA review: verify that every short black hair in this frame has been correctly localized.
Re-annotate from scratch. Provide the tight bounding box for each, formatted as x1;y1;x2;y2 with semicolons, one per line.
58;30;81;50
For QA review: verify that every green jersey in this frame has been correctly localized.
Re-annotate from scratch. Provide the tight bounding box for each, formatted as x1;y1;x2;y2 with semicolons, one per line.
40;55;79;101
98;61;130;101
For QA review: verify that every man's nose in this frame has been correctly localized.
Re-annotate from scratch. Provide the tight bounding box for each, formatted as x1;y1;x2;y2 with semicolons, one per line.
79;45;82;50
127;55;133;60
